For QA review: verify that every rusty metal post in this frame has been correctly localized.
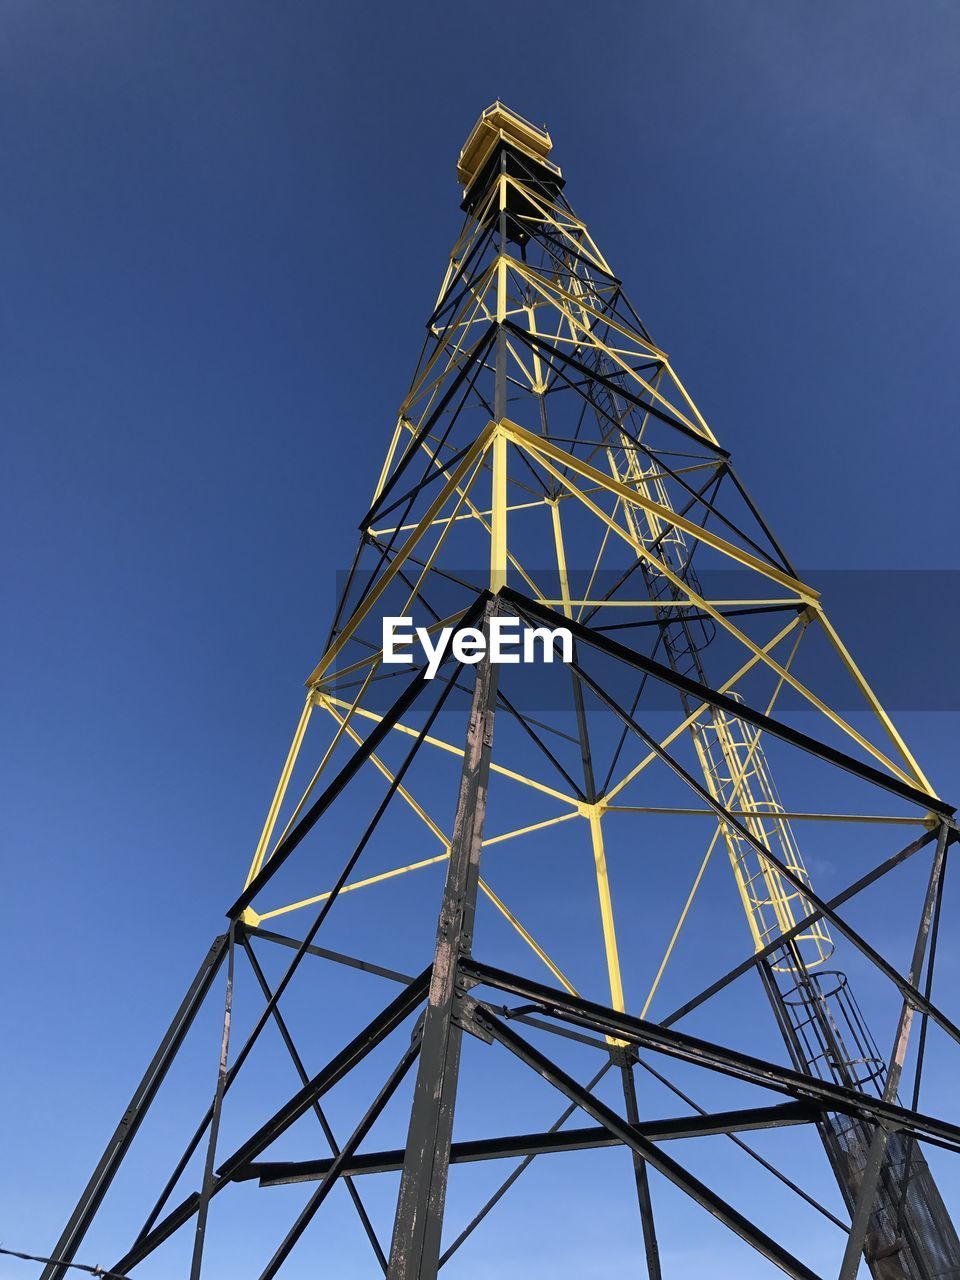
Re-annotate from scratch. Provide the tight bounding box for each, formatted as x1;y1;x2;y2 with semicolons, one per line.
838;821;952;1280
386;601;500;1280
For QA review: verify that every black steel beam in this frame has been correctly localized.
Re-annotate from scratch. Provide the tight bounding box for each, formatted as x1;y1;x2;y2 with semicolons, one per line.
633;1052;848;1231
500;586;953;818
523;634;960;1051
189;926;236;1280
480;1010;822;1280
724;461;800;578
596;602;801;634
361;325;497;529
112;968;430;1274
838;822;952;1279
661;827;939;1028
504;321;731;457
245;925;414;986
242;1101;818;1185
220;969;431;1181
40;933;230;1280
230;589;490;919
426;224;496;330
127;651;469;1256
387;603;501;1280
437;1058;614;1267
621;1057;663;1280
257;1039;422;1280
241;936;388;1272
462;958;960;1152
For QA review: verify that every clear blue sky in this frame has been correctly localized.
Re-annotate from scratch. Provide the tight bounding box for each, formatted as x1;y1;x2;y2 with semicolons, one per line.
3;3;960;1277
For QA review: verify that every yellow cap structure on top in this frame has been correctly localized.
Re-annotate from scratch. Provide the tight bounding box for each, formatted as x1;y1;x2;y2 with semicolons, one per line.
457;101;561;192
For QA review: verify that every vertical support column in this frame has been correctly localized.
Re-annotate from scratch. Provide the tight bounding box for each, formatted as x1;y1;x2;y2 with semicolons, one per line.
387;601;500;1280
587;806;625;1014
554;474;661;1269
621;1056;663;1280
549;497;573;621
494;151;508;424
551;496;601;817
587;801;662;1272
837;821;952;1280
490;426;507;593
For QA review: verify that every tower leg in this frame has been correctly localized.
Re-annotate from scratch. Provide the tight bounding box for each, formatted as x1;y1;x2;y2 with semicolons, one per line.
620;1056;663;1279
190;925;236;1280
41;932;230;1280
387;606;499;1280
838;822;951;1280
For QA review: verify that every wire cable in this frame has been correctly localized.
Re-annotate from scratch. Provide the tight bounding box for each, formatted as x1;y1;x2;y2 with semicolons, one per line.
0;1244;132;1278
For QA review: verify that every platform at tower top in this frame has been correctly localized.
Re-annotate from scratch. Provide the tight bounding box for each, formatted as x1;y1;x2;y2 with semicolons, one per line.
457;101;561;189
457;101;565;236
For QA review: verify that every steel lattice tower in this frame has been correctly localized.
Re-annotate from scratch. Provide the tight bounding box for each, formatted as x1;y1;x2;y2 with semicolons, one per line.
42;103;960;1280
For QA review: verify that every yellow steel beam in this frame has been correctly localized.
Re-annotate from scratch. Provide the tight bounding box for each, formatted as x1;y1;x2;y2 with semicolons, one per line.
603;807;930;825
401;261;498;413
318;697;580;806
477;877;580;995
525;302;547;393
501;176;613;275
515;435;918;787
490;425;508;591
576;493;619;623
604;612;807;803
641;826;722;1018
307;424;495;684
371;417;407;506
536;598;802;609
370;494;551;540
813;606;935;794
661;358;717;445
256;853;451;922
502;420;817;599
583;804;626;1013
483;811;581;845
409;425;551;603
549;497;574;620
269;665;385;860
261;810;581;925
324;702;448;846
242;691;314;893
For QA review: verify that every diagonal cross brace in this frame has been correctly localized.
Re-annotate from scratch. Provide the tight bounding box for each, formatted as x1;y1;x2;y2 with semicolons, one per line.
476;1005;823;1280
463;958;960;1152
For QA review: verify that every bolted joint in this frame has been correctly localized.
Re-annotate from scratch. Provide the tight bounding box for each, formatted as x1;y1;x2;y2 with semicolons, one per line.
452;993;494;1044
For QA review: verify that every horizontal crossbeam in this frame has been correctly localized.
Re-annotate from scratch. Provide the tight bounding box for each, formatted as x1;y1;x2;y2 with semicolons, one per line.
242;1101;819;1185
